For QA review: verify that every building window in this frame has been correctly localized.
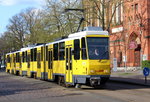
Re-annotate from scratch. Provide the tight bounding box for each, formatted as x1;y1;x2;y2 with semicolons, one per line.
131;5;134;11
135;4;138;13
115;2;122;24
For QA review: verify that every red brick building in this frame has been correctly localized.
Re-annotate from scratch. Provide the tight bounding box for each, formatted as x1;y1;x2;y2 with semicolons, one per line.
83;0;150;68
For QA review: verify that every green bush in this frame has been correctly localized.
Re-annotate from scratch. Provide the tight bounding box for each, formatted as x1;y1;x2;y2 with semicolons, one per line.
142;60;150;69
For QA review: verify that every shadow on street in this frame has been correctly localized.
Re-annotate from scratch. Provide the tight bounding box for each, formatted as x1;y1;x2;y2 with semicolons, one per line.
0;68;150;97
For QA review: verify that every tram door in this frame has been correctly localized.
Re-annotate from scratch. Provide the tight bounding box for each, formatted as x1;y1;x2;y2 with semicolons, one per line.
48;49;53;80
65;46;73;83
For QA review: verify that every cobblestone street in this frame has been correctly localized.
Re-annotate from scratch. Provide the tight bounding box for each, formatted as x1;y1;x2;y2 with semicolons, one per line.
0;70;83;102
0;70;123;102
1;69;150;102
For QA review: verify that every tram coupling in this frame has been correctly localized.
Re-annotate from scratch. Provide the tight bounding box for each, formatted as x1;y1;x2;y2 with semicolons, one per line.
90;77;101;86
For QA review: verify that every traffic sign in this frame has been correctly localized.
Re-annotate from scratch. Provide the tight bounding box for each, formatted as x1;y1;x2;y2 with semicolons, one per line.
143;67;150;76
113;58;117;71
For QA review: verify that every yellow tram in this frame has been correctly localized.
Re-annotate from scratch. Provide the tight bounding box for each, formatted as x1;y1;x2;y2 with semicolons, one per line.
6;27;111;87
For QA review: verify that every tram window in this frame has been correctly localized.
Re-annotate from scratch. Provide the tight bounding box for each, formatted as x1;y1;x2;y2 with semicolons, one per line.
31;49;34;61
27;54;30;68
69;48;72;70
54;43;58;60
20;54;22;67
8;55;10;63
41;47;43;61
74;39;80;60
7;56;9;63
37;53;41;68
81;37;87;59
14;56;16;63
16;54;18;62
59;42;65;60
25;51;27;62
46;46;48;61
34;48;37;61
7;55;10;63
50;51;53;68
16;53;20;62
48;51;51;69
18;53;20;62
87;37;109;60
22;52;25;62
48;51;53;69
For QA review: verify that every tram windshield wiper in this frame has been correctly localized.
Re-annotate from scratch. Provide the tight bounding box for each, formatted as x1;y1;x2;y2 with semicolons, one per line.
99;50;109;60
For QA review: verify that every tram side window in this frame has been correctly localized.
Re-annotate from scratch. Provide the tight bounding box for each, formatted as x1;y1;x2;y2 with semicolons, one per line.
16;53;20;62
27;52;30;68
34;48;37;61
7;55;10;63
37;53;41;68
31;49;34;61
54;43;58;60
16;53;18;62
41;47;43;61
25;51;27;62
59;42;65;60
74;39;80;60
81;37;87;59
46;46;48;61
22;52;24;62
18;53;20;62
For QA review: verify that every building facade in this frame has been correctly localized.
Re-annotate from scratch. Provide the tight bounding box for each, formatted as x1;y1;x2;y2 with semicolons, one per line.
83;0;150;68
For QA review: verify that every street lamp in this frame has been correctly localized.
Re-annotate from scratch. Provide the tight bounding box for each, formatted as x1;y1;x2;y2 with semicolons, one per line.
139;23;144;69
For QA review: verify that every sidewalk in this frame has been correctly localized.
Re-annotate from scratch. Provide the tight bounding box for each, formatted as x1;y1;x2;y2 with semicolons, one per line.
110;68;150;86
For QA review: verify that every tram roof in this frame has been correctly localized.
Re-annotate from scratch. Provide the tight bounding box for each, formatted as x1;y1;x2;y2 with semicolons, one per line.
46;30;109;46
6;30;109;54
6;52;13;55
68;31;108;38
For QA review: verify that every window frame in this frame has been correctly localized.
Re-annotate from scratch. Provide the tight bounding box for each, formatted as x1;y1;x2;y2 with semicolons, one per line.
53;43;59;60
81;37;87;60
59;42;65;60
74;39;80;60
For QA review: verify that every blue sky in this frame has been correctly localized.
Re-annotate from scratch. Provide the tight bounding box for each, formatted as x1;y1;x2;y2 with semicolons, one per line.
0;0;45;35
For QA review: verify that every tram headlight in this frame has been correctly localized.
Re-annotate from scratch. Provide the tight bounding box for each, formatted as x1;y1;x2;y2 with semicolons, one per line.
104;70;109;73
90;70;95;73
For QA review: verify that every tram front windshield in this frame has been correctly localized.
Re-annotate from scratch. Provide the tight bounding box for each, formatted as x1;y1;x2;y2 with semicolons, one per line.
87;37;109;60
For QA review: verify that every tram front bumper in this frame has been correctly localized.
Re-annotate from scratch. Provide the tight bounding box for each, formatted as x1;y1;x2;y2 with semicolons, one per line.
90;77;101;86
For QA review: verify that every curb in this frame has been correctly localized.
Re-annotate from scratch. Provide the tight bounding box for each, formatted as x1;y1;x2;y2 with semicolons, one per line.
109;77;150;87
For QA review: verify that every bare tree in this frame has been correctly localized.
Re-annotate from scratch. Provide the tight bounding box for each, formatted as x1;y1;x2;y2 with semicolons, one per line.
0;32;18;54
44;0;83;38
83;0;124;31
0;0;83;55
22;8;47;44
7;12;27;48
